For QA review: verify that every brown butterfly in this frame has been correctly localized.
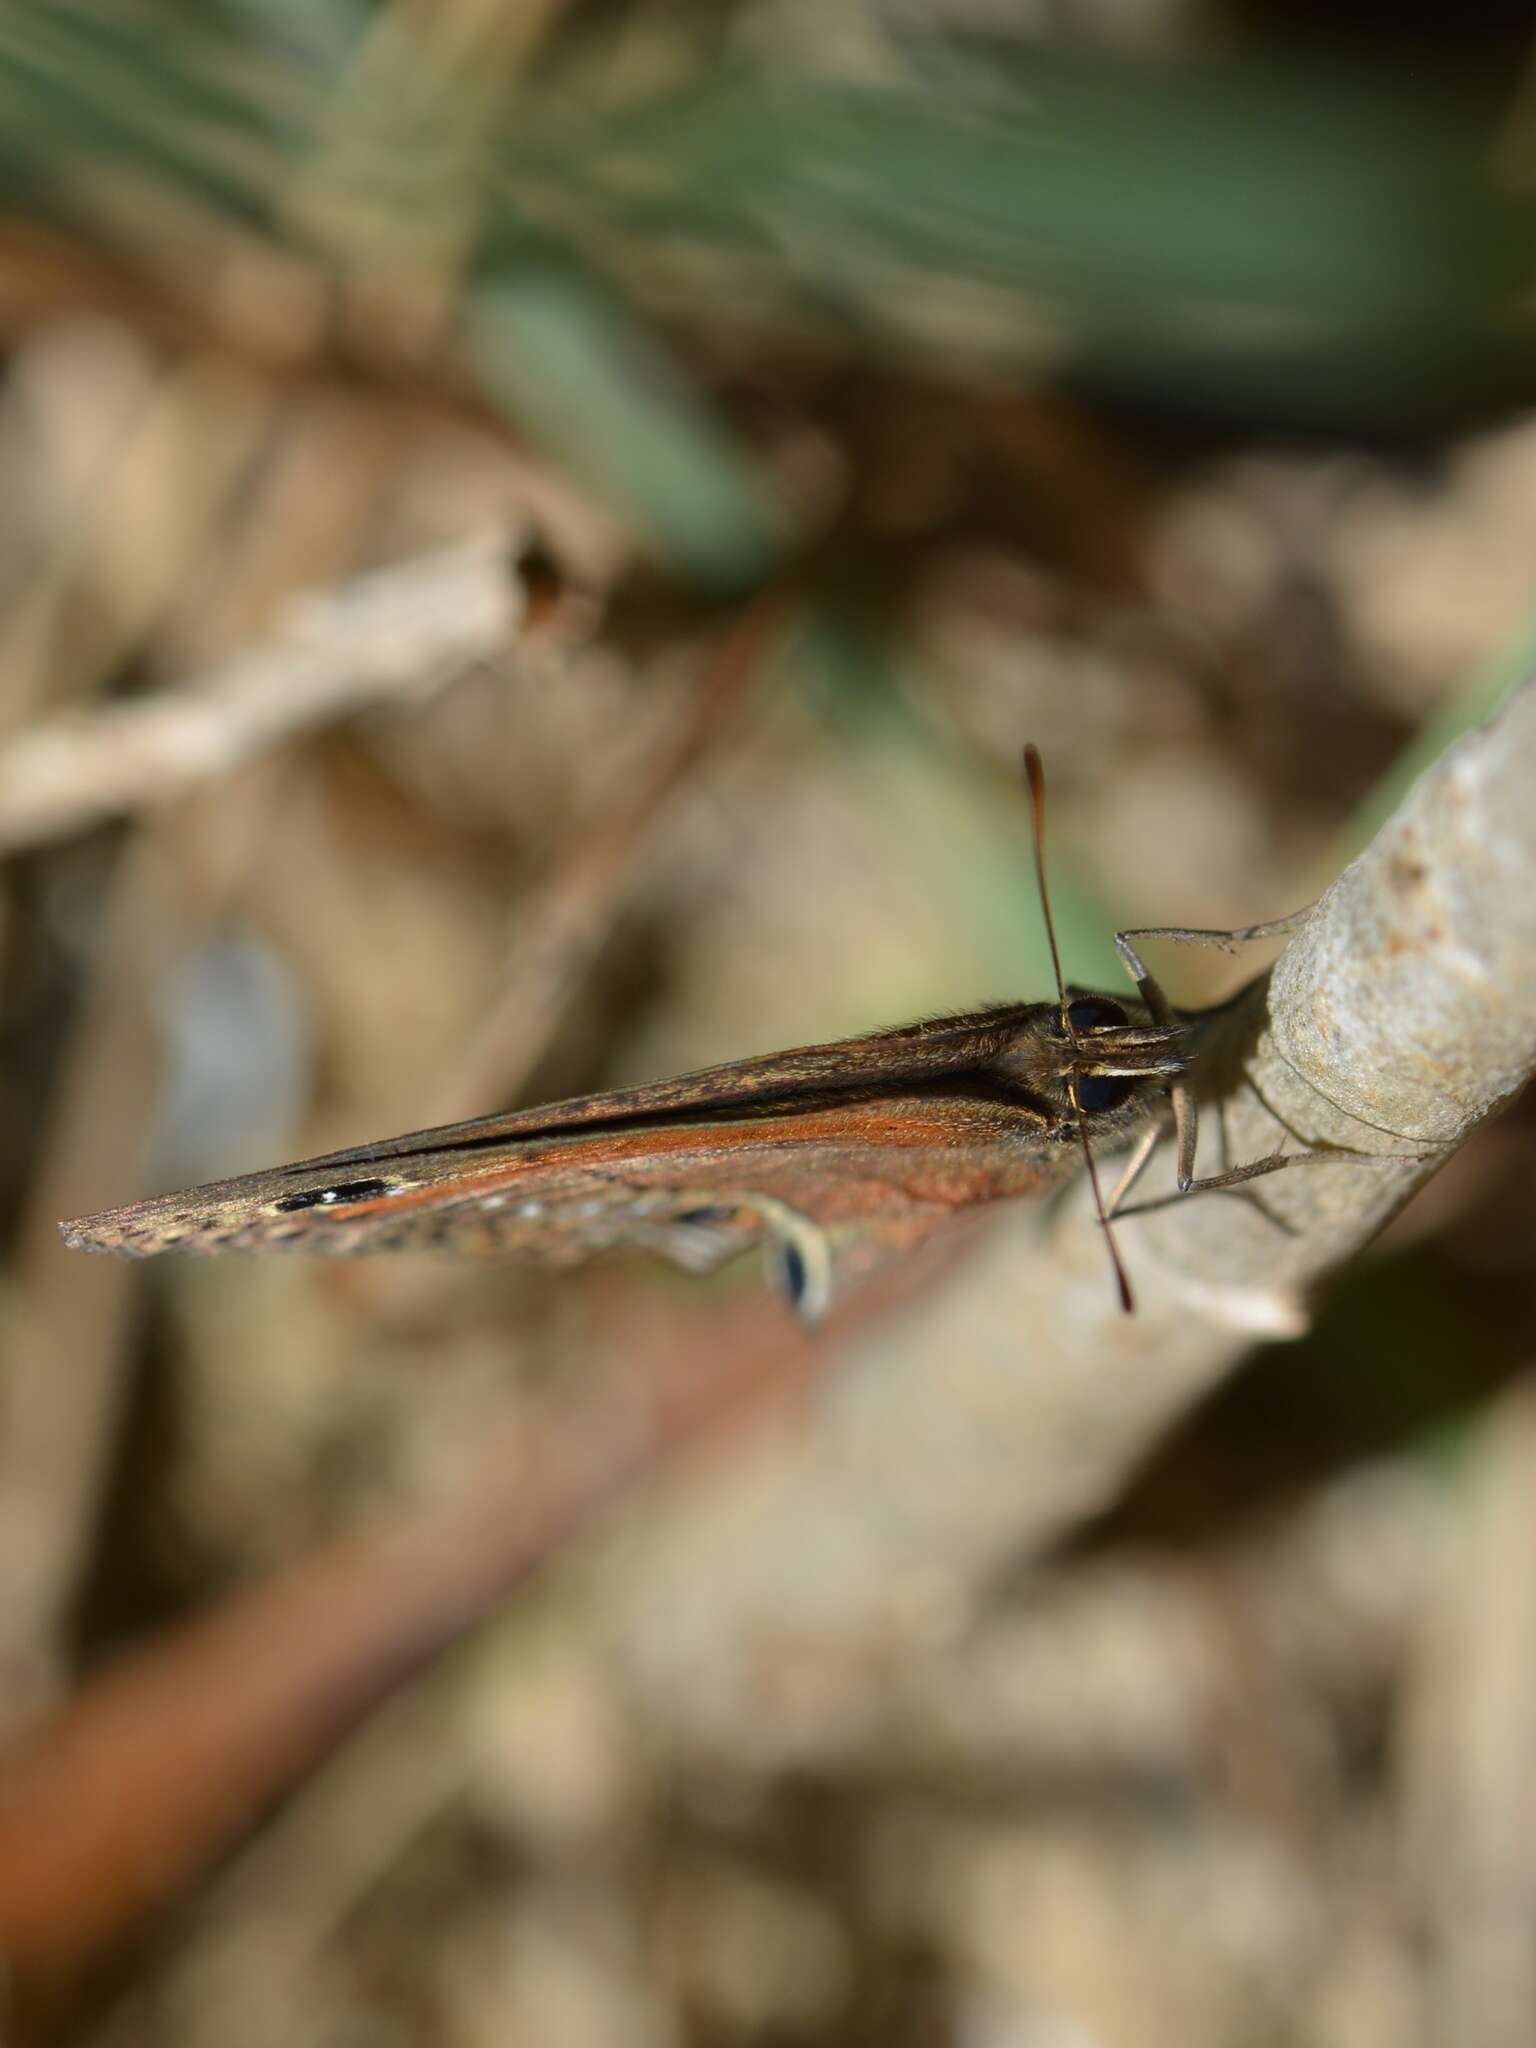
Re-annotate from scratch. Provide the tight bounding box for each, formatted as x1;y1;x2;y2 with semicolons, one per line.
59;750;1307;1317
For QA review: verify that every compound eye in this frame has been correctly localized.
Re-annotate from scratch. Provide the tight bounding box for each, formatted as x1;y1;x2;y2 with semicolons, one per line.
1073;1072;1135;1114
1067;997;1126;1033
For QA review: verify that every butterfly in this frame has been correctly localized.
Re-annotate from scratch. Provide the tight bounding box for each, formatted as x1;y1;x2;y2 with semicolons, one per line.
60;750;1307;1318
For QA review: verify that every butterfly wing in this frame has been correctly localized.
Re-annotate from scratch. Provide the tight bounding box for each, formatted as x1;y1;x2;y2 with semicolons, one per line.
60;1084;1073;1319
61;1008;1049;1254
60;997;1190;1316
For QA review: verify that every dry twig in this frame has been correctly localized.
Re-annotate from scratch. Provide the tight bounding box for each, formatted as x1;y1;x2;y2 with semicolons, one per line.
0;528;530;851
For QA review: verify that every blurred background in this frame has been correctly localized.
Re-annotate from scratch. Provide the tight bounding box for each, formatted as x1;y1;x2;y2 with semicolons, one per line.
1;2;1536;2043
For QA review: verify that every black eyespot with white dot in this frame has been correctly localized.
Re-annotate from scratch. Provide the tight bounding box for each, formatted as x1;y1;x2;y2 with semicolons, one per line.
275;1178;393;1213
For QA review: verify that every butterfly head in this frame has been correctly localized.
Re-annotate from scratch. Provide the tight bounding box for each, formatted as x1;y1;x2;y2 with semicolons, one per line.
1044;992;1187;1119
989;992;1185;1134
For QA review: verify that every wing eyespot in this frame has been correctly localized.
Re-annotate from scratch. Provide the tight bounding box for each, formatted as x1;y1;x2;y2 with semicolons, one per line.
273;1178;395;1214
762;1223;832;1324
776;1240;809;1311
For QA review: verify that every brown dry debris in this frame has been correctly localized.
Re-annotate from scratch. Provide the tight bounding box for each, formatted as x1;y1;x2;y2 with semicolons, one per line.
1;15;1535;2047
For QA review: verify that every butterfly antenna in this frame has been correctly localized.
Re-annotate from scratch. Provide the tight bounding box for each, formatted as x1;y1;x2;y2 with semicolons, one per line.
1023;744;1135;1314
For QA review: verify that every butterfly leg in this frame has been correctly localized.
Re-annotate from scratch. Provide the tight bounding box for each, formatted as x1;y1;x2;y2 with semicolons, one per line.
1115;904;1316;987
1112;905;1436;1217
1116;1132;1436;1217
1178;1143;1438;1198
1102;1122;1163;1220
1114;903;1316;1039
1103;1097;1295;1218
1101;1091;1254;1220
1113;904;1318;1200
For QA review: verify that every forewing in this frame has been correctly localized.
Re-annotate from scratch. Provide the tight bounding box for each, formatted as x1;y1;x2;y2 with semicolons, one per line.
184;1005;1049;1170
